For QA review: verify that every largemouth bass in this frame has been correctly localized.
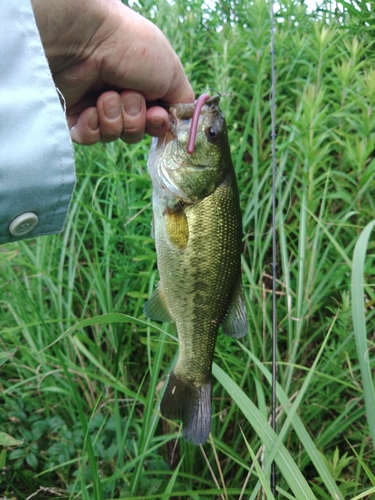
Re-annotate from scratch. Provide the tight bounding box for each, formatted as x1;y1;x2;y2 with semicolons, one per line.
145;95;247;445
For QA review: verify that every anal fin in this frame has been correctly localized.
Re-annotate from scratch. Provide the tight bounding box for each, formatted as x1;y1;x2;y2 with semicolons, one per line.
221;280;248;338
144;283;174;323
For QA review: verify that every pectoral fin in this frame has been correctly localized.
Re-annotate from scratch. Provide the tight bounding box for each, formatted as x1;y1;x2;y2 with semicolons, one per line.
165;209;189;251
221;280;248;338
144;283;174;323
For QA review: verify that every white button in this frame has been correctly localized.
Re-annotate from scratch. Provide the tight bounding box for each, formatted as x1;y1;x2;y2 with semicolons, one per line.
9;213;39;236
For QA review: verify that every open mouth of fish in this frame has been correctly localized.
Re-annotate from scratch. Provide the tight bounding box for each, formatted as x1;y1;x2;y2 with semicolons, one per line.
159;94;219;153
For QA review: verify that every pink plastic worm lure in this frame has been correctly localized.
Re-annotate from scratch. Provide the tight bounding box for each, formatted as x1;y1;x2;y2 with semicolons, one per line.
187;93;211;154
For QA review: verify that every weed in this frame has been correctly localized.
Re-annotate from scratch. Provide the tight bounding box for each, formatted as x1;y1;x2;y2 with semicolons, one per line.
1;0;375;498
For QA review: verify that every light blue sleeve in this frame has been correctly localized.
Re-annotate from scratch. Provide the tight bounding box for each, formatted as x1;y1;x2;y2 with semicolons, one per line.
0;0;76;244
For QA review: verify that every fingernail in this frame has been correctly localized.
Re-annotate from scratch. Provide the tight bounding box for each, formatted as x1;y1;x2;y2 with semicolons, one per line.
149;117;164;130
103;96;121;120
88;110;99;131
123;93;142;117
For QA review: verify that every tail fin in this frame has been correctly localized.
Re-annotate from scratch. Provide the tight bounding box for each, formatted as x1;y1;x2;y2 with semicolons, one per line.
160;371;212;445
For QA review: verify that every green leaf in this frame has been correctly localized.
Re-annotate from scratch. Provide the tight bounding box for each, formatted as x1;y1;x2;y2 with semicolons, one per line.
0;281;12;295
26;451;38;468
0;449;7;468
0;348;17;367
8;448;25;460
0;432;23;447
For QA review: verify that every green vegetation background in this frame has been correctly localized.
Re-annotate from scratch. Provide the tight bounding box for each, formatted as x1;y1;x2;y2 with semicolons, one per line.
1;0;375;498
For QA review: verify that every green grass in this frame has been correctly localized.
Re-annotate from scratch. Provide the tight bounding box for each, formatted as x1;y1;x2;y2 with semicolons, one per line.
1;0;375;498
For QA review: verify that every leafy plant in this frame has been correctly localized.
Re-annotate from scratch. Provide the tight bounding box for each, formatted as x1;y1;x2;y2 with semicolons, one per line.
1;0;375;498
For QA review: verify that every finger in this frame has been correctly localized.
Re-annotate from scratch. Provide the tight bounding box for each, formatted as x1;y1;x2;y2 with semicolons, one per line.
69;107;101;145
146;106;170;137
69;92;174;145
66;90;104;118
96;91;124;143
119;90;147;144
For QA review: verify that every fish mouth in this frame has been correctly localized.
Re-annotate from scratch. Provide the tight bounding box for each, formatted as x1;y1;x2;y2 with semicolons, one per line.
163;95;222;153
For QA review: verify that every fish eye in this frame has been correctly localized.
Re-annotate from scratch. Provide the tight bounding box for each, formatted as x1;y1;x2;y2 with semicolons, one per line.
205;126;220;142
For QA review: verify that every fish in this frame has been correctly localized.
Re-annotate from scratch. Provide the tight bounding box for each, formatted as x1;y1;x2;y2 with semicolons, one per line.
145;94;247;445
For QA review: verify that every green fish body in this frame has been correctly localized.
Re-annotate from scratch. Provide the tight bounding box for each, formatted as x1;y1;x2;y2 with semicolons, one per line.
145;97;247;445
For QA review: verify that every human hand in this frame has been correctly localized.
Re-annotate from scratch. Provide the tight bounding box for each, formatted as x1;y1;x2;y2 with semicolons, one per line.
31;0;194;145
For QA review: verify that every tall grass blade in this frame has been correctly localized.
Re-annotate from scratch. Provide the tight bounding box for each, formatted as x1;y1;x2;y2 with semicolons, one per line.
164;454;184;495
38;313;163;353
351;486;375;500
351;220;375;450
238;316;344;500
130;327;167;493
240;428;276;500
213;363;317;500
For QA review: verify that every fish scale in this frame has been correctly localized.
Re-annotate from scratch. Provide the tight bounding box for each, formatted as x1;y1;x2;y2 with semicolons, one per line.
145;96;248;444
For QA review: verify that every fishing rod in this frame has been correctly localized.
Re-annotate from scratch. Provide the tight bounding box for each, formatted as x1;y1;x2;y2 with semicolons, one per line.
270;0;278;496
